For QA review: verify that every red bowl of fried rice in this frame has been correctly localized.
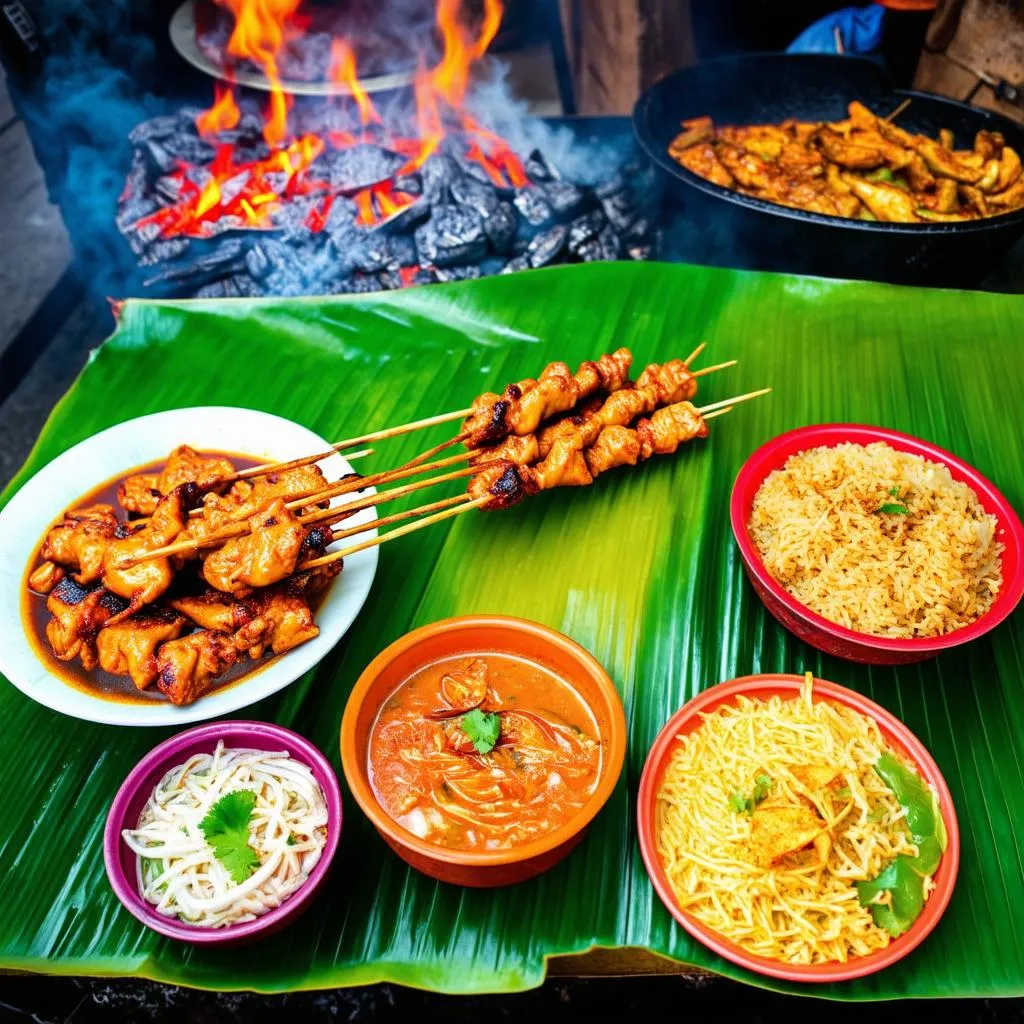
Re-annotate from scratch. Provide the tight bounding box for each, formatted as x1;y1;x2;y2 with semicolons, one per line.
730;424;1024;664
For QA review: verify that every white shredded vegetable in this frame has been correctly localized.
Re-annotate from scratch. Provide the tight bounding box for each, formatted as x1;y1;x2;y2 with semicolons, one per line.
122;741;328;928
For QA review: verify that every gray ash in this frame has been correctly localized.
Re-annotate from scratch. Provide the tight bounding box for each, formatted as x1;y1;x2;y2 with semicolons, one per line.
116;107;661;298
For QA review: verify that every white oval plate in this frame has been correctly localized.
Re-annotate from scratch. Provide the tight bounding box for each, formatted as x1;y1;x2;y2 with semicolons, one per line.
0;407;378;726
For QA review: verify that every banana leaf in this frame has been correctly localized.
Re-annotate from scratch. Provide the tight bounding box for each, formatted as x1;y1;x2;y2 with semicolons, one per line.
2;262;1023;1000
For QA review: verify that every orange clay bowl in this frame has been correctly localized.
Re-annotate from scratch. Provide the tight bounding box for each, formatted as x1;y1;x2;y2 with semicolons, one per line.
340;615;627;887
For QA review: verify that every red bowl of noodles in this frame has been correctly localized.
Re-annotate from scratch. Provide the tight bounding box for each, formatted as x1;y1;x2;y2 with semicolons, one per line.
637;673;960;984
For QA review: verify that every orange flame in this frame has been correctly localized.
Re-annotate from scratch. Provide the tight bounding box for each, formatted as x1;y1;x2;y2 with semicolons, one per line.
431;0;504;107
217;0;303;146
196;83;241;139
136;0;527;245
330;39;381;127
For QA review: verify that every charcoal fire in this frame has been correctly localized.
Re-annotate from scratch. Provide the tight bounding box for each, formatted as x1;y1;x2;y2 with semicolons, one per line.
117;0;660;298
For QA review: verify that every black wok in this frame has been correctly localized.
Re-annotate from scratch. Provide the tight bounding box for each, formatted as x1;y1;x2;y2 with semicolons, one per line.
633;54;1024;287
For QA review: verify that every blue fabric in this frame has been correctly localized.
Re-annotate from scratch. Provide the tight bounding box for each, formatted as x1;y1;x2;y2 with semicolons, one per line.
787;6;886;55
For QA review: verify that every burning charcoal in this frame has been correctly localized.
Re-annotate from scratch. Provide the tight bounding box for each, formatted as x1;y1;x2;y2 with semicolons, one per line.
129;115;181;146
415;204;487;268
434;264;483;283
544;181;585;220
245;244;273;280
154;175;188;206
116;197;158;234
595;173;627;200
392;173;422;197
378;197;430;235
168;133;216;167
601;191;638;233
228;273;264;298
450;175;498;217
378;269;403;291
626;241;654;261
527;225;567;268
194;278;243;300
513;188;552;228
409;267;438;286
321;144;406;192
597;225;621;261
125;221;164;254
351;235;391;274
420;152;455;204
575;237;603;263
626;217;651;242
143;237;246;286
482;202;516;254
387;235;417;269
142;139;177;177
218;171;252;209
501;256;530;274
524;149;559;183
567;210;606;255
137;238;190;267
339;273;383;294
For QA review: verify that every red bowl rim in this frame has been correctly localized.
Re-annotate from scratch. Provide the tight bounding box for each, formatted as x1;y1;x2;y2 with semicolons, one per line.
103;720;342;943
730;423;1024;653
636;673;961;984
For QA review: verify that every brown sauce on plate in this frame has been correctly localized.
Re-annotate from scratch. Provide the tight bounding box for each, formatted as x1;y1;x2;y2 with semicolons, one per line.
22;450;320;706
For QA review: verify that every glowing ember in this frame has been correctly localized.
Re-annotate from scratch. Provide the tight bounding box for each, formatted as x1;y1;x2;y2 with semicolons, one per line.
136;0;528;240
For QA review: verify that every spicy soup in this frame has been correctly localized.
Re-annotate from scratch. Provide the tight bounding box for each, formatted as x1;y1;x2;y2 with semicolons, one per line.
368;652;604;852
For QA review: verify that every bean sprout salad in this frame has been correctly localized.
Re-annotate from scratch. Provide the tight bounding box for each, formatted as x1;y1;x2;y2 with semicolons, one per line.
122;742;328;928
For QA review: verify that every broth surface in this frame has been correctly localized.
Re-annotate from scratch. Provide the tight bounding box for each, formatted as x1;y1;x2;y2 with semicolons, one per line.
368;652;603;852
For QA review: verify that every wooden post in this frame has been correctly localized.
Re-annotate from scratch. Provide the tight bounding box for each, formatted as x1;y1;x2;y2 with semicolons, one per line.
560;0;696;116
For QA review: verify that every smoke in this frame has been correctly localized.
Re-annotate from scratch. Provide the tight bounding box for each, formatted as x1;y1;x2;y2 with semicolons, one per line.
15;0;170;299
12;0;646;303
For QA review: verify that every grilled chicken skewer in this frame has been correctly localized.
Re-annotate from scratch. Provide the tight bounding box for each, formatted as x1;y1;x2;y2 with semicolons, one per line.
460;348;634;449
298;391;769;570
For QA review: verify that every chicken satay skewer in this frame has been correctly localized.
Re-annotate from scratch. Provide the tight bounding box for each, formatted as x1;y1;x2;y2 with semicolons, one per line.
408;355;735;473
118;458;504;567
128;448;375;527
300;391;767;569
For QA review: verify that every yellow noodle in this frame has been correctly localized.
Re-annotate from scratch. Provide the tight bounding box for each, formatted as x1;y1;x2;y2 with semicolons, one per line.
655;676;934;964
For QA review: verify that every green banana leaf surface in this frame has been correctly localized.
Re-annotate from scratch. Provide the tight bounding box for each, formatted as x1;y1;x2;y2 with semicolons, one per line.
2;262;1023;1000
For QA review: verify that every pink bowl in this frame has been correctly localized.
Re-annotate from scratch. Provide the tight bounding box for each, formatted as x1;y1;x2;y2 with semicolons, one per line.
730;424;1024;664
637;673;960;984
103;720;342;945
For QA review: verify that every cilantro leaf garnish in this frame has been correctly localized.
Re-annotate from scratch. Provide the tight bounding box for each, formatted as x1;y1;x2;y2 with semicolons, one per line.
461;708;501;754
877;485;909;516
199;790;260;885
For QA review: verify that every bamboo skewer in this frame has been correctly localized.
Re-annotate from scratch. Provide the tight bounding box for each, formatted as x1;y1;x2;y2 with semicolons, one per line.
885;98;912;122
298;496;488;570
692;359;737;378
216;408;473;485
119;458;498;566
684;341;707;366
119;378;762;569
696;388;772;416
326;494;469;546
298;389;766;570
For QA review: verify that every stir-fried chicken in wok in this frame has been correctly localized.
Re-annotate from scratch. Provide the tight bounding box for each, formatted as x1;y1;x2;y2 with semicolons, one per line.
669;101;1024;222
27;445;345;706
